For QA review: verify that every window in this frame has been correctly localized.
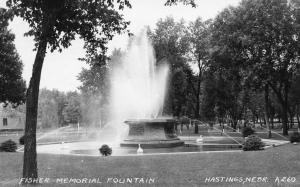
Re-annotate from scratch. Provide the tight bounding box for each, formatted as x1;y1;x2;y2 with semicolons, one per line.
3;118;8;126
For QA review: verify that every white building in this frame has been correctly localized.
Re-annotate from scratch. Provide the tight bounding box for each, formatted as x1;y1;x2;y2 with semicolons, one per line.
0;104;25;131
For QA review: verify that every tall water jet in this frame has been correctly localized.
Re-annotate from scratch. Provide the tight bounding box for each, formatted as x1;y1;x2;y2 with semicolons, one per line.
110;30;169;121
109;30;183;148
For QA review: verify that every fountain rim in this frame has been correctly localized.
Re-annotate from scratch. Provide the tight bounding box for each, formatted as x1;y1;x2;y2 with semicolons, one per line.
124;118;177;124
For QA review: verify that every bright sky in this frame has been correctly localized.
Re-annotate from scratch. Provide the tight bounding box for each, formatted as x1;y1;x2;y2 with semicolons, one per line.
0;0;241;92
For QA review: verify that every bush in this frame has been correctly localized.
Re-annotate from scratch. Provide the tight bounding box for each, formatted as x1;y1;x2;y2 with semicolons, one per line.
19;135;25;145
0;140;17;152
243;135;264;151
99;144;112;156
242;126;255;137
289;132;300;143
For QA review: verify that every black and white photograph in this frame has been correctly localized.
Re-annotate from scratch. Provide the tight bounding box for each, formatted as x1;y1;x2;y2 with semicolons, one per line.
0;0;300;186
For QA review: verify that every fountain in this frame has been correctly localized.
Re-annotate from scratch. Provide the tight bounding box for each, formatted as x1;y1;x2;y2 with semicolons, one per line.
121;119;184;148
110;29;184;148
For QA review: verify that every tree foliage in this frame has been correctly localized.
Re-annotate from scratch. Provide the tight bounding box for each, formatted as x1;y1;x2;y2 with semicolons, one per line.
149;17;193;117
62;91;81;124
0;8;26;106
187;18;212;118
78;49;123;126
165;0;197;7
37;89;68;128
7;0;131;58
210;0;300;134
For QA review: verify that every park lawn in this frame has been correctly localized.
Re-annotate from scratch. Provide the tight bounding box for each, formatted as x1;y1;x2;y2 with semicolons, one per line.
0;144;300;187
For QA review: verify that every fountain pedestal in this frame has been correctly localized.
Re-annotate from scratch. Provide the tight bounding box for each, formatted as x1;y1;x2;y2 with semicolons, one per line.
120;119;184;148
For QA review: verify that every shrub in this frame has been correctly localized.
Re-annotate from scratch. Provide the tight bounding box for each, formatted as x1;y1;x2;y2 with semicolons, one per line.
19;135;25;145
289;132;300;143
242;126;255;137
99;144;112;156
243;135;264;151
0;140;17;152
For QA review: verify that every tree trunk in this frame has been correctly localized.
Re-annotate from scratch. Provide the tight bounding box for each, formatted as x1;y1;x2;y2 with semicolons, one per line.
23;19;49;180
264;84;271;138
281;105;289;135
255;115;258;124
271;117;274;129
232;119;237;130
297;113;300;130
270;105;275;129
259;118;263;127
269;82;289;135
282;84;289;135
194;122;199;134
251;116;255;126
194;57;203;119
289;113;294;129
296;105;300;131
194;99;200;119
289;106;295;129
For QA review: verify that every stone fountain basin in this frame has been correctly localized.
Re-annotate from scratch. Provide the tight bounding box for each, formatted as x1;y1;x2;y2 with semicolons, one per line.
121;118;184;148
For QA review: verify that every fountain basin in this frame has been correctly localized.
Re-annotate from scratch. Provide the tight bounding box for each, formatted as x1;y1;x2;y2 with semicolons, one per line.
120;119;184;148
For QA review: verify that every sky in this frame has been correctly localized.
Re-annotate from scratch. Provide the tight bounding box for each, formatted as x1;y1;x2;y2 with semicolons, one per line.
0;0;241;92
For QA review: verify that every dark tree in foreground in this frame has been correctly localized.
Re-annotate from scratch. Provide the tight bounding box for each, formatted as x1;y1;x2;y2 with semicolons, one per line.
0;8;26;106
7;0;131;180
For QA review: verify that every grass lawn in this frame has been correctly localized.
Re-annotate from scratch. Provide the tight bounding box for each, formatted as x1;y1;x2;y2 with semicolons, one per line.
180;125;295;141
0;143;300;187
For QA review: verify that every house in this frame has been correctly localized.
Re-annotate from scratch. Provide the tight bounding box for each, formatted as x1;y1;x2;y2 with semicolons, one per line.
0;104;25;131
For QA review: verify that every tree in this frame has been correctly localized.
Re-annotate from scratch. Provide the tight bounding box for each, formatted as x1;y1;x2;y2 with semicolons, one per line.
210;0;300;135
0;8;26;106
63;91;81;124
37;89;67;129
216;71;244;129
78;49;123;127
235;0;300;136
78;49;123;97
290;71;300;129
149;17;192;117
38;89;59;129
165;0;197;7
187;18;212;119
200;71;217;121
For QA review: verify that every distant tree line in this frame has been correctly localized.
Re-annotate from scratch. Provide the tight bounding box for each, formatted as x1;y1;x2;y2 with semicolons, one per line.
37;89;81;129
13;89;82;129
